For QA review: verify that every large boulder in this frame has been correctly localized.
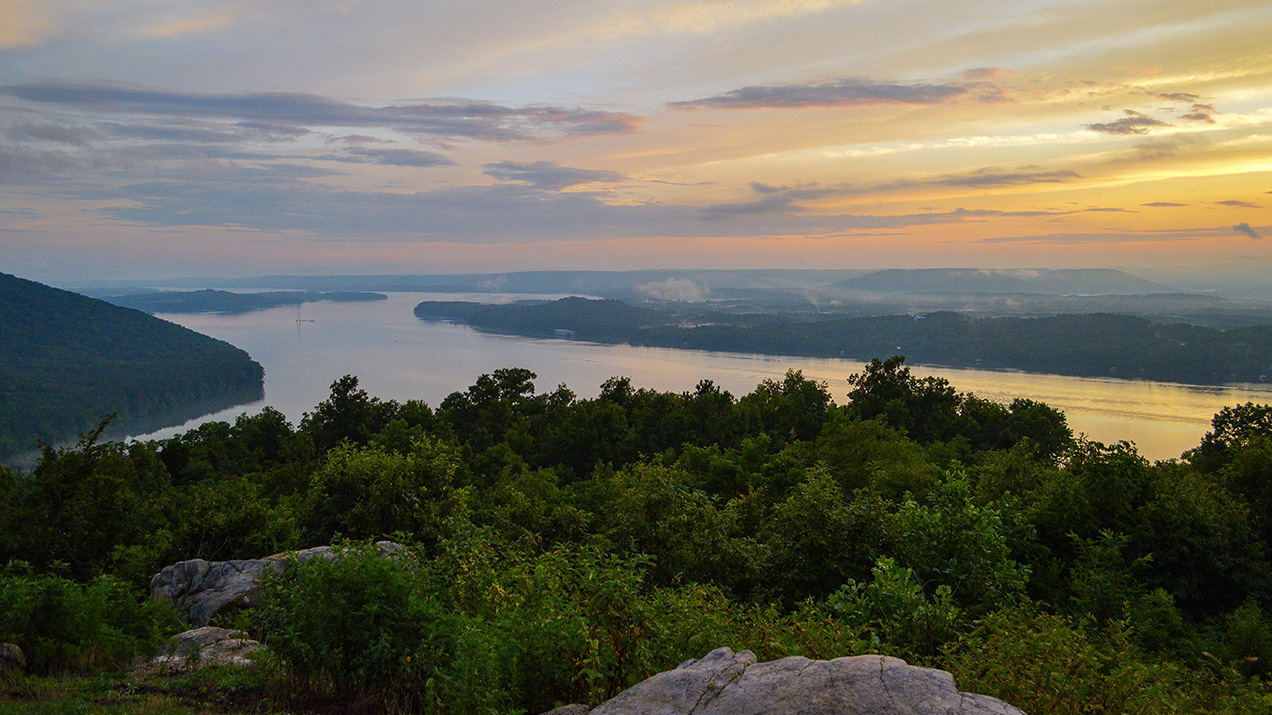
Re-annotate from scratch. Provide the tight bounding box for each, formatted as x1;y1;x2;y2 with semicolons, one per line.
151;541;407;626
142;627;262;673
548;647;1024;715
0;643;24;673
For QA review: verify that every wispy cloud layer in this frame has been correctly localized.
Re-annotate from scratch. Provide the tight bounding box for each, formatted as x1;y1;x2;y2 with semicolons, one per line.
1085;110;1170;136
342;148;456;167
1;0;1271;278
0;81;642;141
483;161;627;190
672;77;974;109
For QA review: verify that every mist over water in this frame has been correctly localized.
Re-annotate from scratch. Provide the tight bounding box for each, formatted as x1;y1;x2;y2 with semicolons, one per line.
137;293;1272;461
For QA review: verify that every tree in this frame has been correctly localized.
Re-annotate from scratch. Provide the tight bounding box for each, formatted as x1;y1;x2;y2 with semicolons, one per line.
437;368;545;451
847;356;961;443
736;369;831;446
300;375;394;451
299;436;459;544
14;420;171;580
1192;402;1272;471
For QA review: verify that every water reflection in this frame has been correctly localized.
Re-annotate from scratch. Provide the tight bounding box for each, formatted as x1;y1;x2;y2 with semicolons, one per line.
136;292;1272;461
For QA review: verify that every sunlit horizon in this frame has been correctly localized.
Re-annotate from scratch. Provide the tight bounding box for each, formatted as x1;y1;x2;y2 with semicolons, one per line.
1;1;1269;286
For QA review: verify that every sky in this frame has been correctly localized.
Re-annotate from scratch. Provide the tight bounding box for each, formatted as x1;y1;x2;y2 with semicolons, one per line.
1;0;1270;284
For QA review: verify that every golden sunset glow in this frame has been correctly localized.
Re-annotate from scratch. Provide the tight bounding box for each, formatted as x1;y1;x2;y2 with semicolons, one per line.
0;0;1269;283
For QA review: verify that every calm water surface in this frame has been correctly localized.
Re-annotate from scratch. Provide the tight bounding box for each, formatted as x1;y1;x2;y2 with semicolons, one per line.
138;292;1272;461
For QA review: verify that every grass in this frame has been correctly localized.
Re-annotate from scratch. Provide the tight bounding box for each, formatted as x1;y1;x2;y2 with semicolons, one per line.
0;670;274;715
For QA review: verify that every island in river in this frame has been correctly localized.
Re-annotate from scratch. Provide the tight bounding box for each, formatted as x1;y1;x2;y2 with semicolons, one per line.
416;296;1272;387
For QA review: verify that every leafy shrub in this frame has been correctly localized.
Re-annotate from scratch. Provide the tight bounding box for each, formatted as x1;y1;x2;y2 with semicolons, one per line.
253;542;440;707
886;472;1030;614
636;583;866;669
0;567;177;674
945;608;1272;715
298;435;458;544
827;556;962;660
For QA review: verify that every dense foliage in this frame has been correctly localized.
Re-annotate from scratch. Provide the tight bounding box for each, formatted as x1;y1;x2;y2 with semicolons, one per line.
4;359;1272;713
0;273;264;462
417;296;1272;384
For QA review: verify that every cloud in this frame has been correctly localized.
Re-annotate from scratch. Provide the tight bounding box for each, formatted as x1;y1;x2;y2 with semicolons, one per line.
701;184;837;216
636;278;708;302
337;134;392;145
345;147;455;167
1217;200;1259;208
0;80;642;141
1085;207;1137;213
1133;135;1204;160
7;122;100;146
62;155;1099;244
962;67;1015;80
703;169;1079;215
933;168;1079;187
702;193;804;216
79;177;667;239
1142;201;1186;207
980;229;1200;245
97;121;247;144
945;207;1068;219
1085;110;1169;135
1179;102;1217;123
671;77;970;109
1157;92;1201;103
1233;223;1263;239
751;182;790;194
482;161;627;190
235;121;312;140
0;147;96;183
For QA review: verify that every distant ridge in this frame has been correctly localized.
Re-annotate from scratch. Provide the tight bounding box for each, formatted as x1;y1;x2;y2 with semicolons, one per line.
105;289;387;315
417;296;1272;385
0;273;264;462
840;268;1171;295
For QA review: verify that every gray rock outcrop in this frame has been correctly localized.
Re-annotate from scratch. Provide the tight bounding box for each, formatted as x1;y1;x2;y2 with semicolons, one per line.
151;541;406;626
0;643;24;673
549;647;1025;715
144;627;262;672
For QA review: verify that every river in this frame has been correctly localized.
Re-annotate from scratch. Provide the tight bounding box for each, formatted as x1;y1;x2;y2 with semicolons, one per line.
136;292;1272;461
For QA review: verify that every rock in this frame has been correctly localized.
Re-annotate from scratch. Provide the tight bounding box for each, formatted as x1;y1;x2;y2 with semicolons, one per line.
151;541;407;626
557;647;1025;715
137;627;261;674
0;643;24;672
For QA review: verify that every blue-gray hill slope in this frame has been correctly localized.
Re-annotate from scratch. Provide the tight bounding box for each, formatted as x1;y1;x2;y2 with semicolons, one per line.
0;273;263;462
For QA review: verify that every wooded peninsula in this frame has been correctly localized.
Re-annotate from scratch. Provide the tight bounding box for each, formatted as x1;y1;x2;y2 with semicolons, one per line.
416;296;1272;385
0;273;264;462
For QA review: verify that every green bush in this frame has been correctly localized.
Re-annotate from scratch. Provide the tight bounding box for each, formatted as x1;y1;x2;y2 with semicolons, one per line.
0;568;178;674
886;472;1030;615
254;543;431;704
945;608;1272;715
827;556;962;660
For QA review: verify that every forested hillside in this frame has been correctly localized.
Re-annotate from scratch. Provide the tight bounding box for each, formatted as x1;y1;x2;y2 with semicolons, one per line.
105;289;386;315
0;273;264;461
417;297;1272;384
4;362;1272;713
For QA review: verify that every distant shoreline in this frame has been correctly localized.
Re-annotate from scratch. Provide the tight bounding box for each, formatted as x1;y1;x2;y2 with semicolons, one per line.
416;297;1272;387
103;289;388;315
